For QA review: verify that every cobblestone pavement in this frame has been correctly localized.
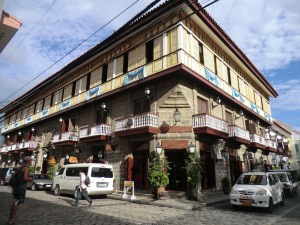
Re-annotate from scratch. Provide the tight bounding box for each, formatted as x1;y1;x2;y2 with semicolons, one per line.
0;186;299;225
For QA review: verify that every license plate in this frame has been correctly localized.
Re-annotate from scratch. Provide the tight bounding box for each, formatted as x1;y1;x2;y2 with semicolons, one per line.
242;201;252;206
97;182;107;188
46;185;51;187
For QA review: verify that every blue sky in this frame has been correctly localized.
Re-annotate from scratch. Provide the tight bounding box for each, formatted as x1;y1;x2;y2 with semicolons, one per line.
1;0;300;130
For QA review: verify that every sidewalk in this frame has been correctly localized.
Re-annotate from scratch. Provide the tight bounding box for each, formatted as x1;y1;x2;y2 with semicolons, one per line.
107;192;230;210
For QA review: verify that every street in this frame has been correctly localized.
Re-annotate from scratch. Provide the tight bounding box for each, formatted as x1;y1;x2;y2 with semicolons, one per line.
0;186;300;225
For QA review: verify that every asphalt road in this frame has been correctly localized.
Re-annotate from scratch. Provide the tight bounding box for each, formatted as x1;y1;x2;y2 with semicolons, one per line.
0;186;299;225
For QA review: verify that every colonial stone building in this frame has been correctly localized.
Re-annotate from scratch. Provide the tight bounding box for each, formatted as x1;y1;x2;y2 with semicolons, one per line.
0;0;290;195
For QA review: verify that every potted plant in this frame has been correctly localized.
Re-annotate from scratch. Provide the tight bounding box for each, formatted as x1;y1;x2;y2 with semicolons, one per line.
148;151;169;199
221;177;231;195
185;151;203;200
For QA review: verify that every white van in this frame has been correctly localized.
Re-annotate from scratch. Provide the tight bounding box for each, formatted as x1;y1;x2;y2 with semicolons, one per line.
51;163;114;196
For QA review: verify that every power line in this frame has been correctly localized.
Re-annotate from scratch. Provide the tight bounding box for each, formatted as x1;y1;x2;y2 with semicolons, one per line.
0;0;142;106
0;0;58;68
0;0;218;107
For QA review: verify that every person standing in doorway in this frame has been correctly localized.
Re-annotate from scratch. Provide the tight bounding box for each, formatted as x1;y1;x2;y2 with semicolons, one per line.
7;156;33;225
72;170;92;207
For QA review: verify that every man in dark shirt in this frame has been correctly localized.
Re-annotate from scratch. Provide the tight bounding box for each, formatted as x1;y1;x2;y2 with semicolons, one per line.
7;156;33;225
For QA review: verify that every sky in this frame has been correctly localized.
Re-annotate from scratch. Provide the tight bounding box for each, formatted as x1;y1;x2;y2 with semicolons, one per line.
1;0;300;130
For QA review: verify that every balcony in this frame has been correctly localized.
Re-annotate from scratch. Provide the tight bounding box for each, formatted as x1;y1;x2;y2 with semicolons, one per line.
53;131;79;147
227;125;250;148
192;113;228;138
115;112;159;137
264;139;277;153
79;124;112;142
249;133;265;151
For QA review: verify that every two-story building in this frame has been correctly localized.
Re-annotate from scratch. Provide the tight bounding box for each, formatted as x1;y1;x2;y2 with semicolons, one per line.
0;0;287;194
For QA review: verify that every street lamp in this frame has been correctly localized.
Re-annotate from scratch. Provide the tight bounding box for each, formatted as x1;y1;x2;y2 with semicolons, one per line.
174;108;181;123
156;142;162;154
188;142;196;153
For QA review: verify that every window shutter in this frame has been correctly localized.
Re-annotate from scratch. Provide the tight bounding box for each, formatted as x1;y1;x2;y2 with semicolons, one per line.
90;67;102;88
53;89;63;104
197;97;208;114
44;95;51;108
115;55;124;77
225;111;233;125
245;120;256;134
153;35;163;60
28;104;35;115
107;61;114;81
63;84;72;100
75;76;87;94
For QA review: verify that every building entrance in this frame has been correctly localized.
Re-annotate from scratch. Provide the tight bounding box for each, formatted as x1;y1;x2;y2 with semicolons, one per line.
132;151;149;189
165;150;187;191
200;151;216;190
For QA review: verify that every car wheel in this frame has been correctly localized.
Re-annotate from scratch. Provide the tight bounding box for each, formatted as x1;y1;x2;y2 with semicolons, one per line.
279;193;285;206
54;185;60;196
267;197;273;213
31;184;36;191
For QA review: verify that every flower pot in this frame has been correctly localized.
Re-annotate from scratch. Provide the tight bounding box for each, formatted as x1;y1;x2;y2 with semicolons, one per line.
156;186;165;199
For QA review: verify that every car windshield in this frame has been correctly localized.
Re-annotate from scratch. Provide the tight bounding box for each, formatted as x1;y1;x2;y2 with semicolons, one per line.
237;174;267;185
276;173;288;182
34;174;50;179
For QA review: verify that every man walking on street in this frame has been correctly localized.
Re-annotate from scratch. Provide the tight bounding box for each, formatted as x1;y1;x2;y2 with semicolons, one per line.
7;156;33;225
72;170;92;207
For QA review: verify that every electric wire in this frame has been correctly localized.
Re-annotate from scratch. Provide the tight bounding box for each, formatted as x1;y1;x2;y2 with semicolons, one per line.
0;0;214;107
0;0;219;124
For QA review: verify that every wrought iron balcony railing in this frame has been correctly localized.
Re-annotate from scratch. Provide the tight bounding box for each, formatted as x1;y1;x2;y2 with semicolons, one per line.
79;124;112;138
115;112;158;132
192;113;228;133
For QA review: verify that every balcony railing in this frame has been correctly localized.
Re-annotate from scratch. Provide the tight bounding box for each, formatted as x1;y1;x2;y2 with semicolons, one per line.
79;124;112;138
265;139;277;149
115;112;158;132
53;131;79;143
0;141;38;154
250;133;265;146
228;125;250;141
192;113;228;133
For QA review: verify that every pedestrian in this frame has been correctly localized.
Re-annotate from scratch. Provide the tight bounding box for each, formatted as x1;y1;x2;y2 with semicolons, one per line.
72;170;92;207
7;156;33;225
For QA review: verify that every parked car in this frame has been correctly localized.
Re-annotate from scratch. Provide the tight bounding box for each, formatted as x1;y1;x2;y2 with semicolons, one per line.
51;163;114;196
230;172;285;213
270;171;296;197
0;168;15;186
270;169;298;196
27;174;53;191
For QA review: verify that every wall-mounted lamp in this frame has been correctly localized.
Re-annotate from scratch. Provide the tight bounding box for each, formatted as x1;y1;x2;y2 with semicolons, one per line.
255;119;260;125
215;96;221;104
156;142;162;154
101;102;107;111
31;127;35;132
238;110;244;116
145;87;151;99
65;154;70;160
59;117;63;123
18;131;22;136
43;151;48;158
174;108;181;123
188;142;196;153
7;135;10;139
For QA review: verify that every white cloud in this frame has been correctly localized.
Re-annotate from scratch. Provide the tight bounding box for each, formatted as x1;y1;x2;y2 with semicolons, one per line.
207;0;300;71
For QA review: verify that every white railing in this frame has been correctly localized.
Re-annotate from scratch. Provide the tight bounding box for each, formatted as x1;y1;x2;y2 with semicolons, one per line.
250;133;265;146
53;131;79;143
192;113;228;133
115;112;158;132
79;124;112;138
265;139;277;149
228;125;250;140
